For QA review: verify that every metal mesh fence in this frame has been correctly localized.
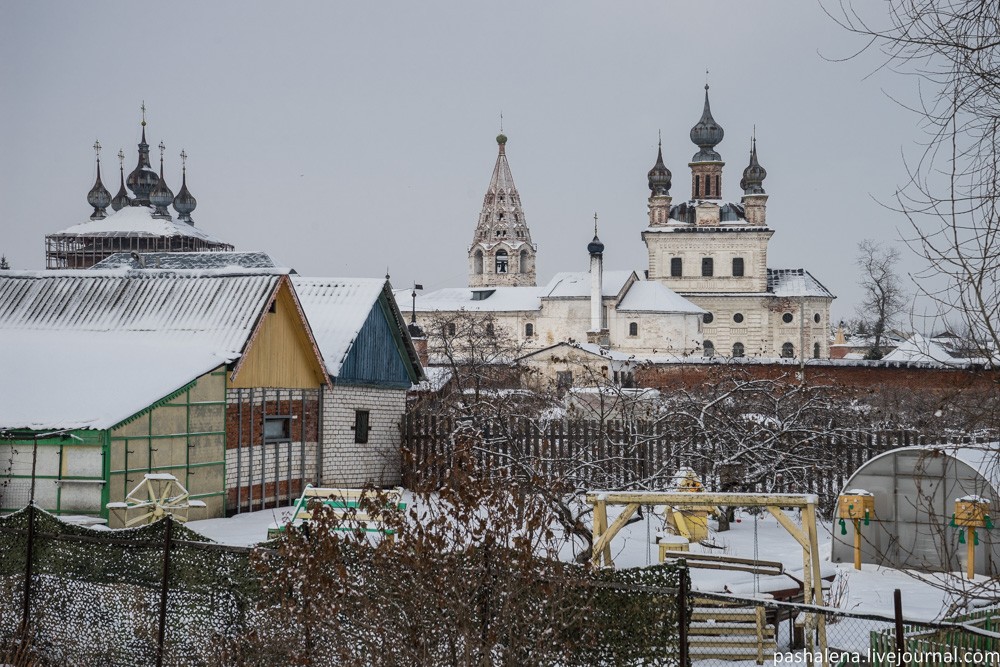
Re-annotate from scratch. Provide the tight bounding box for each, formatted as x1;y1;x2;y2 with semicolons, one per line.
688;590;1000;667
0;505;692;666
0;506;262;666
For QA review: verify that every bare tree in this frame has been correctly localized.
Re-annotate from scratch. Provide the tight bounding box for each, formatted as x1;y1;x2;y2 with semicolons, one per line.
825;0;1000;361
855;239;906;359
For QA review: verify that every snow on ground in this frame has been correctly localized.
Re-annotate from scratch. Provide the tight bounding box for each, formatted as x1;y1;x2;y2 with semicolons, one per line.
188;497;987;625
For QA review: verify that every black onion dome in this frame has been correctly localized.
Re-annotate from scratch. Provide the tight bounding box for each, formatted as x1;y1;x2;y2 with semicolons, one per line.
150;155;174;219
87;161;112;219
496;133;507;146
150;173;173;209
647;143;672;195
127;125;159;203
740;137;767;195
173;170;197;223
588;234;605;255
111;161;131;211
690;84;724;162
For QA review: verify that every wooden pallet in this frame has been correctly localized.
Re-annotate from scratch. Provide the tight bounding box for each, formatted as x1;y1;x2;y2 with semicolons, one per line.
688;599;777;665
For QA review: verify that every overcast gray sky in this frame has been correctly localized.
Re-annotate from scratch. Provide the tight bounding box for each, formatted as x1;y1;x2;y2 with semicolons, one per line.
0;1;926;322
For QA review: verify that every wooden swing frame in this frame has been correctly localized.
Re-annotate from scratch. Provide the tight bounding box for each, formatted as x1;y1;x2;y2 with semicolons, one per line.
585;491;828;664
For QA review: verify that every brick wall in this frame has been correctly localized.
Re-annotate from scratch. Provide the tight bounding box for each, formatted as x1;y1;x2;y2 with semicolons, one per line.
321;384;406;487
634;361;998;393
225;388;321;514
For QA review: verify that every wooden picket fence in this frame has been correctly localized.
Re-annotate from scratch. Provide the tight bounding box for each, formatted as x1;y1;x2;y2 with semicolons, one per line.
402;413;988;511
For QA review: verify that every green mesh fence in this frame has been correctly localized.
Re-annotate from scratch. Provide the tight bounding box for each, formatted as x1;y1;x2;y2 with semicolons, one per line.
0;507;691;666
0;506;262;666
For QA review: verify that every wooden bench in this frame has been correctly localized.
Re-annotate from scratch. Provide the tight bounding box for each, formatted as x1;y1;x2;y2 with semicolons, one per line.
267;485;406;540
688;596;777;665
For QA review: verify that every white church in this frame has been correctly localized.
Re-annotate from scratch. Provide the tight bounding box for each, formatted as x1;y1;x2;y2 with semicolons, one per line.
403;86;834;363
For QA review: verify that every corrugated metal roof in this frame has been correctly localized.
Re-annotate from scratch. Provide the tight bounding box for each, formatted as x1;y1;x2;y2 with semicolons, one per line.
291;277;386;376
91;251;287;271
0;270;281;430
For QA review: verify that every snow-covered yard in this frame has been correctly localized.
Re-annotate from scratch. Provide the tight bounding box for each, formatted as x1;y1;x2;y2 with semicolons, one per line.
188;498;994;623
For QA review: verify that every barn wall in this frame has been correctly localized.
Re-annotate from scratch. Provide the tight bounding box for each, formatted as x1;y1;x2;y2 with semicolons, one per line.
0;429;104;516
107;367;228;526
225;387;321;515
321;384;406;487
230;281;326;389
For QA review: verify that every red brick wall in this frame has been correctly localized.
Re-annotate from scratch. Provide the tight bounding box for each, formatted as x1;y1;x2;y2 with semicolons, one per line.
634;362;997;393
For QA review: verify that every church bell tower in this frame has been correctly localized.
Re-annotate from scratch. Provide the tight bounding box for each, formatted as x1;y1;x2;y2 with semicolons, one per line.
468;133;537;288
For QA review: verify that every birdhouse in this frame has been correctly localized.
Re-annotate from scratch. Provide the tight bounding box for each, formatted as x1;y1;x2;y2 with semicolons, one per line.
954;497;990;528
837;491;875;521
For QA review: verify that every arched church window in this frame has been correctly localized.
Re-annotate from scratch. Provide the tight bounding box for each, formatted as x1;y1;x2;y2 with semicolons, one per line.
703;340;715;357
519;249;529;274
814;342;821;359
629;322;638;337
495;250;508;274
781;342;794;358
486;322;495;336
814;313;821;324
525;323;534;337
695;175;701;198
705;176;711;197
447;323;456;337
732;258;744;277
715;175;720;195
732;342;745;357
701;257;714;277
474;250;484;274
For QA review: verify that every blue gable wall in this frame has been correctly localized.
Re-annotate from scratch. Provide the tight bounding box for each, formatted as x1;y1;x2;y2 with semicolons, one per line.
338;298;414;387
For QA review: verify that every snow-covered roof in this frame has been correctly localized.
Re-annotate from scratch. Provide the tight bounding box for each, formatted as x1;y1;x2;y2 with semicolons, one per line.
0;331;231;431
617;280;705;314
407;285;545;313
291;277;388;376
0;270;282;430
543;271;633;299
519;341;639;363
881;333;976;367
766;268;835;299
92;251;286;271
47;205;230;245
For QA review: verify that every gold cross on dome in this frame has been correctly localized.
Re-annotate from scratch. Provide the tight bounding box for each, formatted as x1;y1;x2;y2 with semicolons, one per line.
141;101;147;126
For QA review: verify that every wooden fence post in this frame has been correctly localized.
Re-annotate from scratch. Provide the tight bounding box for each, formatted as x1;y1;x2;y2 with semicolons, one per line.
156;516;174;667
678;559;690;667
19;503;36;639
894;588;906;667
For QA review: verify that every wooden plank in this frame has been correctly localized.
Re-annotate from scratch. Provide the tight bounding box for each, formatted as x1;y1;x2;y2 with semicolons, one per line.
765;507;810;550
591;502;640;567
585;491;818;508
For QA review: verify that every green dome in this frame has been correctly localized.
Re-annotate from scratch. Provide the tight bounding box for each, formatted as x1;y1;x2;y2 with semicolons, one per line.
496;133;508;145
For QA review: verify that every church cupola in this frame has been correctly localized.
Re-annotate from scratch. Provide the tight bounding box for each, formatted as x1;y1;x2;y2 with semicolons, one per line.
740;135;767;195
587;213;608;345
647;134;673;227
87;140;112;220
468;130;537;288
740;134;769;226
688;84;725;202
648;137;672;196
172;149;197;224
126;103;160;205
111;148;131;211
149;141;175;220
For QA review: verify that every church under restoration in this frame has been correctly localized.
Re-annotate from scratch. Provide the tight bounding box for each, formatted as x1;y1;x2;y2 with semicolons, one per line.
45;108;233;269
